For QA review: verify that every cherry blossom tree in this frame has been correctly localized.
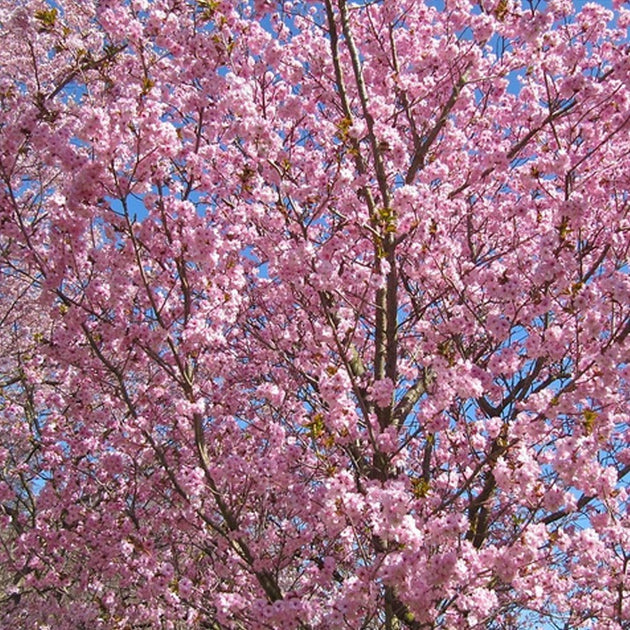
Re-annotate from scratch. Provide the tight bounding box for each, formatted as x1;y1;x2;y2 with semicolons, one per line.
1;0;629;627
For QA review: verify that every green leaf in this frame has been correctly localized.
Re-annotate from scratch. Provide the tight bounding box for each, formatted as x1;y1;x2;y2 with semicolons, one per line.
34;8;58;31
583;409;598;435
197;0;220;20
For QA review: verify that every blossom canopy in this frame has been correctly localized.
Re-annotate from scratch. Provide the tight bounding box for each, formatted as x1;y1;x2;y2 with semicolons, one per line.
1;0;630;628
